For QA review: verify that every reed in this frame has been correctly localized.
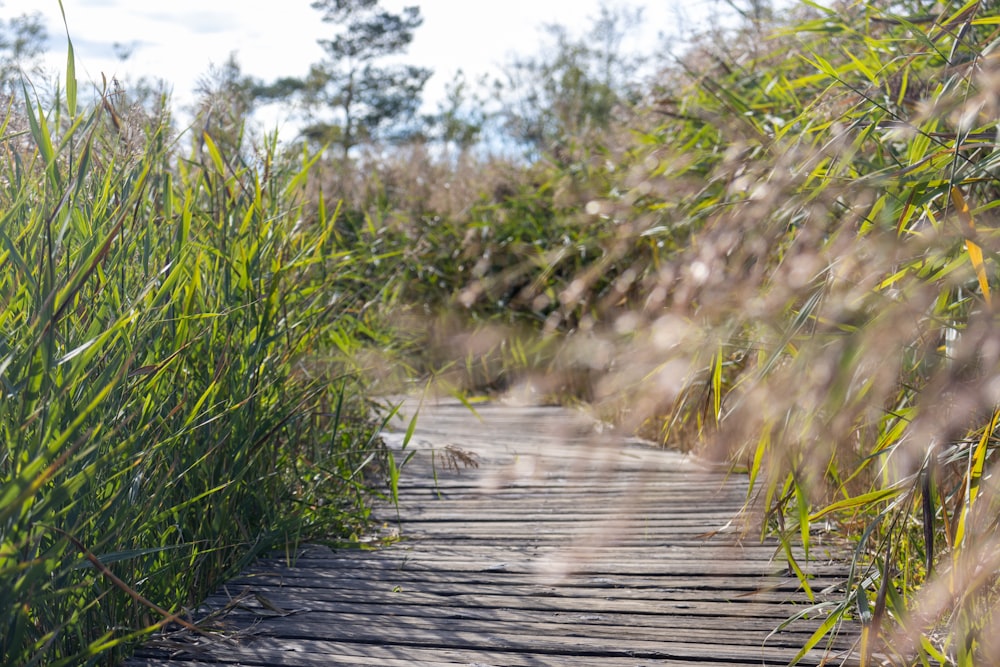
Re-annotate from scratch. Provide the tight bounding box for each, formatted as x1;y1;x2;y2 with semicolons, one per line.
0;9;384;665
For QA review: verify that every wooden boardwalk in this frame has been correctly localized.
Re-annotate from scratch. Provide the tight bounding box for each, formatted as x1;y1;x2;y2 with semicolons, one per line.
127;399;859;666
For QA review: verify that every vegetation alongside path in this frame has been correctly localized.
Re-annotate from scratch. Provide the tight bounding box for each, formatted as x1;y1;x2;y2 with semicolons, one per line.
0;9;389;664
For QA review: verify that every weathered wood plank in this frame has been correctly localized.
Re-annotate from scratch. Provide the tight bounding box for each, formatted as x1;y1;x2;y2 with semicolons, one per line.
132;631;852;666
209;576;841;605
129;642;812;667
199;593;843;632
192;610;858;651
197;583;833;621
222;565;851;599
226;555;848;577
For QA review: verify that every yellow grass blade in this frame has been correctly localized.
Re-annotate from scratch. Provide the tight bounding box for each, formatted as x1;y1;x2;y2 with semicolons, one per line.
951;186;991;307
809;487;902;522
953;409;1000;551
711;347;723;423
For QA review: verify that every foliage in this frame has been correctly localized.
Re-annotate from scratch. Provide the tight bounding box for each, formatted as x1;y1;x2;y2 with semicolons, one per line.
257;0;431;155
422;69;489;156
0;17;385;666
493;2;646;158
0;6;47;86
578;0;1000;662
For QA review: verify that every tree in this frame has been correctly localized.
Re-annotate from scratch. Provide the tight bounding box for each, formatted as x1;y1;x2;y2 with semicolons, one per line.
260;0;431;156
494;3;645;159
423;69;488;157
0;7;47;89
718;0;773;25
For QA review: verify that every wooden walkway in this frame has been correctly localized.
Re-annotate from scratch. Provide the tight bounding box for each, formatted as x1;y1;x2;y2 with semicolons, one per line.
127;399;859;666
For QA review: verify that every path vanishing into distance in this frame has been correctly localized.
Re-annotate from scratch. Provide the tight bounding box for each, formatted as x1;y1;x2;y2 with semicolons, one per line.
127;397;860;666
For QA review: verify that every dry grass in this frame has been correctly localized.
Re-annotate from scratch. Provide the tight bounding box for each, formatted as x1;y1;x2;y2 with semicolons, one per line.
297;1;1000;663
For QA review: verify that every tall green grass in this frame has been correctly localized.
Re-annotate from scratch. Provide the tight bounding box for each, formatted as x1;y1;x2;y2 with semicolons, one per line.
0;13;384;665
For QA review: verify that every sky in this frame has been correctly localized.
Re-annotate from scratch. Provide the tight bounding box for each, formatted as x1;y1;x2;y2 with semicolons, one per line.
0;0;743;133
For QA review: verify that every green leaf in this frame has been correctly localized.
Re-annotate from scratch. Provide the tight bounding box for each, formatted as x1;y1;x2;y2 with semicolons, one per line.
787;603;846;665
809;487;902;522
57;0;77;116
21;82;57;187
201;131;227;176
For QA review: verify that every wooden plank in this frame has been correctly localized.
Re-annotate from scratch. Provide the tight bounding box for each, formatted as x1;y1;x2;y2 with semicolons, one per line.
127;655;715;667
131;631;853;666
195;610;857;651
128;641;810;667
200;592;842;631
222;566;848;593
210;575;840;605
202;583;834;620
194;593;857;651
226;556;847;577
